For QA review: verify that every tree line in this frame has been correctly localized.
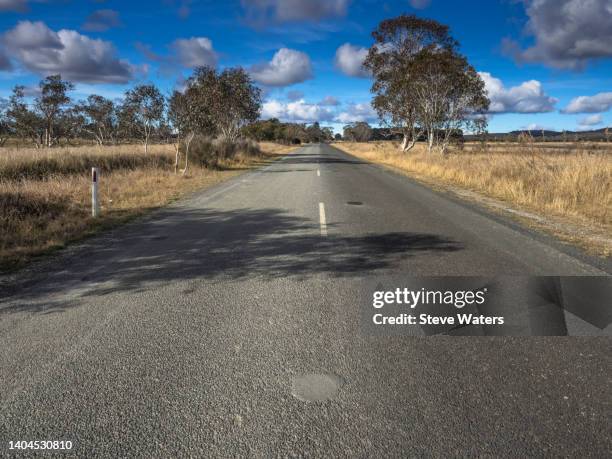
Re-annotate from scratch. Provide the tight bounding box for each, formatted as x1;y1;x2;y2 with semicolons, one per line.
0;67;263;153
244;119;336;144
0;14;491;156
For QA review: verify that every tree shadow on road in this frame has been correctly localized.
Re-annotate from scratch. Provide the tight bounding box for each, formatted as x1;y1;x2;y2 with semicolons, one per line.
279;152;368;165
0;206;462;315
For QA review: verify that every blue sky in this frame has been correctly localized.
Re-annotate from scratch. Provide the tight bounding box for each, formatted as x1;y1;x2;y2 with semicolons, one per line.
0;0;611;133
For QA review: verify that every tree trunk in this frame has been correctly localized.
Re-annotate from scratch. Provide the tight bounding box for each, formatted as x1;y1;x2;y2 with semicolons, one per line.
401;133;418;152
182;132;194;177
174;141;180;174
427;130;434;154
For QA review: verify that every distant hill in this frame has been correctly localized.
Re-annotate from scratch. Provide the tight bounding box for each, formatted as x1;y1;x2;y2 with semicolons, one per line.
369;127;611;142
466;127;611;142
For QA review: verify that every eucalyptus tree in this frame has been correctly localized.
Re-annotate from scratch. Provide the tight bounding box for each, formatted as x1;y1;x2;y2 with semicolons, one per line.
119;84;165;153
186;66;261;142
364;15;489;153
167;89;204;175
410;48;489;154
35;75;74;148
343;122;372;142
76;94;117;146
7;86;45;148
364;15;458;152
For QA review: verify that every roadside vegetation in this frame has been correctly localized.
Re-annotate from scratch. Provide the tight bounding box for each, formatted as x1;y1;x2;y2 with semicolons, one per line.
0;66;298;271
0;141;292;271
332;14;611;256
335;140;611;255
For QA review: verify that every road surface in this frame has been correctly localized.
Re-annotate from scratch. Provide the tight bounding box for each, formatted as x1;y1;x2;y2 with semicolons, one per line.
1;144;610;457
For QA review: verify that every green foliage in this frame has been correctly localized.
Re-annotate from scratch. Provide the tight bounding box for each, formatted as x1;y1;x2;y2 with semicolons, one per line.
364;14;490;153
243;118;333;144
343;122;372;142
183;66;261;141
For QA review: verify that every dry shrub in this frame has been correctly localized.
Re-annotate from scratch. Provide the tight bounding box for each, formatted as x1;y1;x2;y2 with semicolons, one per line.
185;136;262;168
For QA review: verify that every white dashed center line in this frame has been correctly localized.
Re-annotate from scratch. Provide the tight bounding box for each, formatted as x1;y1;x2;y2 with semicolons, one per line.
319;202;328;237
317;169;321;177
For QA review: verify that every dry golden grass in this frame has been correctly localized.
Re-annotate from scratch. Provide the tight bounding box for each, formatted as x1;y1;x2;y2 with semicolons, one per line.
0;142;295;271
0;144;174;181
258;142;298;156
335;141;611;254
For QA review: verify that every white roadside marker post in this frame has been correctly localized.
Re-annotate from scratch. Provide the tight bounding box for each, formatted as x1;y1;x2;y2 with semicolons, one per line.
91;167;100;218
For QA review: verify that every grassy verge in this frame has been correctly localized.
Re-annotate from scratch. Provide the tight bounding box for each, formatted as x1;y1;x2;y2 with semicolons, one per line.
0;141;295;271
334;141;611;256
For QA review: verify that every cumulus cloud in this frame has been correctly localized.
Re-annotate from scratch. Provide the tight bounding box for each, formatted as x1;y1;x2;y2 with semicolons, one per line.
0;0;28;12
335;103;377;123
3;20;61;50
479;72;557;113
261;98;334;122
170;37;217;68
242;0;350;23
578;114;603;129
136;37;217;71
409;0;431;9
334;43;369;78
561;92;612;114
251;48;313;87
2;21;135;83
82;9;122;32
504;0;612;70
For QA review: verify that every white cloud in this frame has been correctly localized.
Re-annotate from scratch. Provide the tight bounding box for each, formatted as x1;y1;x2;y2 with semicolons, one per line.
171;37;217;68
562;92;612;114
504;0;612;70
242;0;350;23
3;20;61;50
578;114;603;129
2;20;135;83
335;103;377;123
250;48;313;87
479;72;557;113
334;43;369;78
261;98;334;122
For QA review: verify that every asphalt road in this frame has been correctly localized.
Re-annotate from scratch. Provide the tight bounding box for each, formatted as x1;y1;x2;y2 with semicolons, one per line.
0;144;610;457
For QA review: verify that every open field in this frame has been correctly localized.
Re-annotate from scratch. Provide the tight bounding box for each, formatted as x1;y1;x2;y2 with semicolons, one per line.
461;141;612;154
0;141;295;271
334;141;611;256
